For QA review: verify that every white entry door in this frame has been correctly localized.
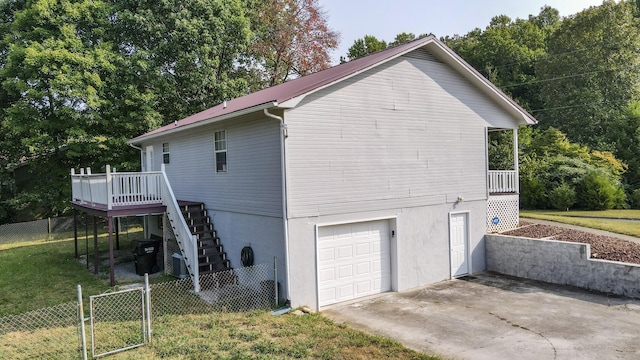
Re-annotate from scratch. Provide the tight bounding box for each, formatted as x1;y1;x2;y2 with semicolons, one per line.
450;213;469;277
145;145;154;172
317;220;391;307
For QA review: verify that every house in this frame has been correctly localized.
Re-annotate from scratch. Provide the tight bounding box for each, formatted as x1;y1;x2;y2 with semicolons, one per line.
70;35;536;310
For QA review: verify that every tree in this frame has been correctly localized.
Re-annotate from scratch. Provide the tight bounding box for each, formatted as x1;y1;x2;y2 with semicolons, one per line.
388;32;416;47
343;35;386;62
0;0;124;218
536;1;640;150
248;0;339;87
518;127;626;210
112;0;253;124
444;6;558;112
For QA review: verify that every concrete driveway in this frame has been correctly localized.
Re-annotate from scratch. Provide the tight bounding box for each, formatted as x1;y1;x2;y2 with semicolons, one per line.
322;272;640;360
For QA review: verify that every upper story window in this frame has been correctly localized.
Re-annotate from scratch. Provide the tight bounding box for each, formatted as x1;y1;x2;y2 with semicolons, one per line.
214;130;227;172
162;142;170;164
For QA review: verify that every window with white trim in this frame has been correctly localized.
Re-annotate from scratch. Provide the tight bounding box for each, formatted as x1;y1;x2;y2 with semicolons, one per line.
214;130;227;172
162;142;170;164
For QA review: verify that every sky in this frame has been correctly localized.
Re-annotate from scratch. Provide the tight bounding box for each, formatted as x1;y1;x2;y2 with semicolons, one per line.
321;0;606;63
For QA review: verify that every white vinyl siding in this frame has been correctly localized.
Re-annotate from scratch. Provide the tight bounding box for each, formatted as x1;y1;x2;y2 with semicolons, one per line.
285;50;516;218
143;114;282;217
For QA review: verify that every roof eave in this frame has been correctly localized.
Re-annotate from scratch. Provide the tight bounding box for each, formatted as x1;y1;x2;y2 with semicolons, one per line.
128;102;278;145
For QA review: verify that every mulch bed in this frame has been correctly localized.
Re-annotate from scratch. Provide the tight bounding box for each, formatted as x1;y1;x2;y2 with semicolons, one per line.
502;222;640;265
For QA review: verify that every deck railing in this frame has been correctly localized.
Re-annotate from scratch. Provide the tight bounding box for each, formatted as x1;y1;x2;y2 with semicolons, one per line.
70;165;200;292
160;168;200;292
71;166;163;209
488;170;518;193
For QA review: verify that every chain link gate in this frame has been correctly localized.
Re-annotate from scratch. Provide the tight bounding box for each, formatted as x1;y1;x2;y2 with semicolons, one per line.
86;279;151;358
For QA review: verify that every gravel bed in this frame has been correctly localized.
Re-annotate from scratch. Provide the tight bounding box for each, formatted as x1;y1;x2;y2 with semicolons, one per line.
502;223;640;265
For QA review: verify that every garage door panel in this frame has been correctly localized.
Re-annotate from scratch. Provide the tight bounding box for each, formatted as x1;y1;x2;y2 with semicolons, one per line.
318;220;391;307
318;248;335;262
355;243;370;256
319;288;336;304
338;245;353;258
338;265;353;278
356;281;371;294
356;261;370;275
319;268;335;282
338;285;354;299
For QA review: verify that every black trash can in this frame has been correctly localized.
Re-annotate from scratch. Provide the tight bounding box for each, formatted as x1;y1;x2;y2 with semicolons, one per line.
133;239;161;276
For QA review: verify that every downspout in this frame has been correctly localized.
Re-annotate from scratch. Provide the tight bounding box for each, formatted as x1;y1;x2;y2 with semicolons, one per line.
263;107;291;304
128;143;144;171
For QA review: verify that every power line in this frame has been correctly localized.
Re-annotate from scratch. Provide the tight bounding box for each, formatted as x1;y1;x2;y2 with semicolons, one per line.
530;98;635;113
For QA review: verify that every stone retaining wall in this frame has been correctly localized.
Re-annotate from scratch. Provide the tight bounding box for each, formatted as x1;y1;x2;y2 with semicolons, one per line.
485;234;640;298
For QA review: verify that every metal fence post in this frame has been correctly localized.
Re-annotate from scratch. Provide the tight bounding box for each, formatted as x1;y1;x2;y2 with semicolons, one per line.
274;257;278;307
144;274;152;344
77;285;88;360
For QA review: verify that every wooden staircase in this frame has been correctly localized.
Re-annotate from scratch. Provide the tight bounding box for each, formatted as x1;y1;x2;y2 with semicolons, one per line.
180;202;231;274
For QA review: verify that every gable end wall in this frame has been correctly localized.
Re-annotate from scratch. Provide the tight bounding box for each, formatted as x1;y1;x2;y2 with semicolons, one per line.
284;53;517;219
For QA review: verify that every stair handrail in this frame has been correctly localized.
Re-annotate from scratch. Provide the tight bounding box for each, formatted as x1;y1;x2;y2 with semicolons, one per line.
159;165;200;292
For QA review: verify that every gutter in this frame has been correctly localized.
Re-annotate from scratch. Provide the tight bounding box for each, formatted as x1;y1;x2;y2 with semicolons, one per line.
263;106;291;305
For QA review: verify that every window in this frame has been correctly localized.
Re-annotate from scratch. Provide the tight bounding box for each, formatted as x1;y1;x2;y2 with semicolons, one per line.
162;142;170;164
214;130;227;172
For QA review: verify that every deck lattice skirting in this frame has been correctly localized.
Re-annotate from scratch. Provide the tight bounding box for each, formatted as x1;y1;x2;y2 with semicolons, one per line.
487;194;519;233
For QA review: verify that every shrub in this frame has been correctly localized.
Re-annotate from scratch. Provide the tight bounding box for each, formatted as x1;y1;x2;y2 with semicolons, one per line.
577;171;620;210
549;183;576;210
520;176;546;209
630;189;640;209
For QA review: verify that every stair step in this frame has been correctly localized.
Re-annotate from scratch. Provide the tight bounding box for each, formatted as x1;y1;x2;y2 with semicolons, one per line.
198;245;224;254
177;200;231;273
199;260;231;273
185;216;211;224
198;252;227;260
191;229;216;236
198;236;221;243
182;210;207;218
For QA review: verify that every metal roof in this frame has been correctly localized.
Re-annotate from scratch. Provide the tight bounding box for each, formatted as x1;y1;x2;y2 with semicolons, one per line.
130;35;536;144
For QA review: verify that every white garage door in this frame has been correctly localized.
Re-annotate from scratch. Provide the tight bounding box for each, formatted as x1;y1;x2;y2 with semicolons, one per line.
317;220;391;307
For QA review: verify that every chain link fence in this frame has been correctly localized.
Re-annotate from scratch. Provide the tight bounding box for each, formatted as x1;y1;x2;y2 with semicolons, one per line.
90;288;147;357
0;301;81;359
151;263;276;317
0;216;144;248
0;262;277;359
0;217;75;245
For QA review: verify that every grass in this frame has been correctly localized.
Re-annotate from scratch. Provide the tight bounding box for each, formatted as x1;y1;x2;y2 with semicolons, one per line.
0;228;442;359
0;311;440;359
520;209;640;237
0;228;144;316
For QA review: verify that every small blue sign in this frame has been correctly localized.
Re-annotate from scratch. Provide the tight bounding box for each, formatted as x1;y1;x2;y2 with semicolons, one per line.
492;216;500;225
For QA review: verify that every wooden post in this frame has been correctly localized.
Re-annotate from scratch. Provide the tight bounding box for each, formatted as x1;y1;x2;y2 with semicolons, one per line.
115;217;120;250
513;128;519;194
73;209;78;258
85;213;89;270
106;164;112;210
79;168;85;204
108;216;115;287
93;216;99;275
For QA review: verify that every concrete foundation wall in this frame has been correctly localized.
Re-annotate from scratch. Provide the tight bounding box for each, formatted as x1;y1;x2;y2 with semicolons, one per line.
208;210;287;301
288;200;488;310
486;234;640;298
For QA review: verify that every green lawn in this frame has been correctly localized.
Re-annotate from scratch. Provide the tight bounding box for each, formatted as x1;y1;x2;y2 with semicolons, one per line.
520;209;640;237
0;229;442;359
0;311;440;360
0;229;142;316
